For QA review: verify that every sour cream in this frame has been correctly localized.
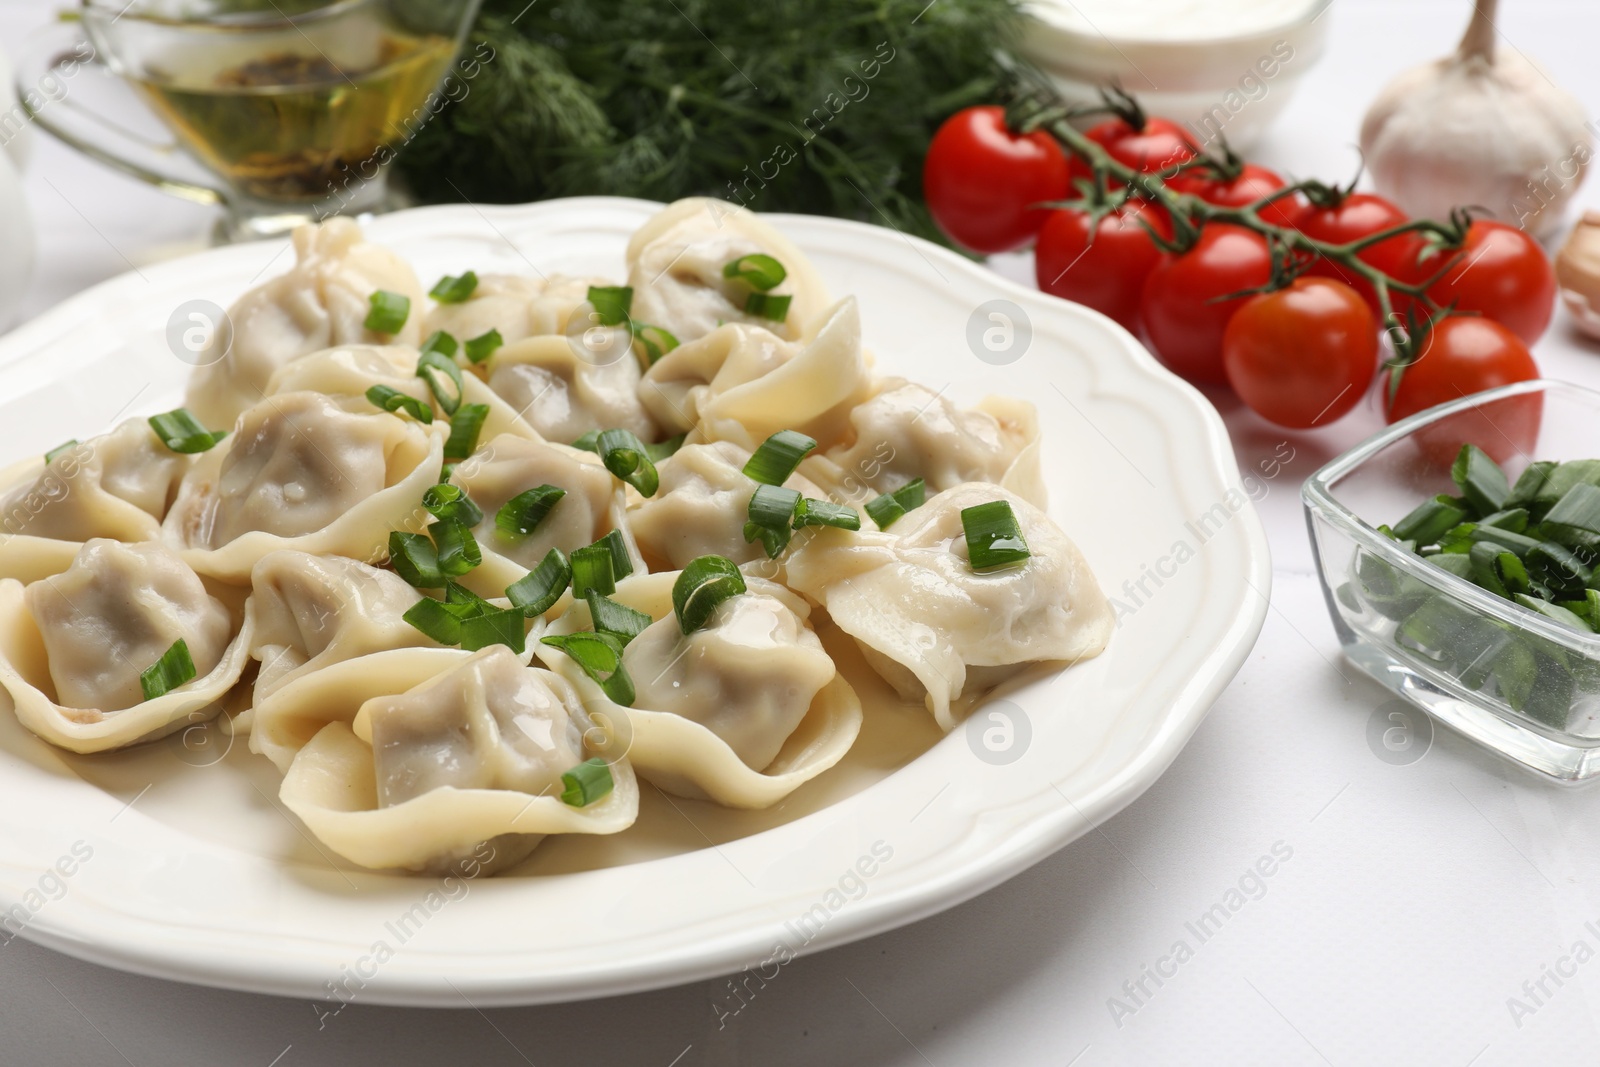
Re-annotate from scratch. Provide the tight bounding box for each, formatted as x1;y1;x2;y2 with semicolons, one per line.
1026;0;1325;43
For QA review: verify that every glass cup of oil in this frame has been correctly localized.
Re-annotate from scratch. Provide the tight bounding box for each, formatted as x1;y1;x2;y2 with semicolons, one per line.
16;0;482;242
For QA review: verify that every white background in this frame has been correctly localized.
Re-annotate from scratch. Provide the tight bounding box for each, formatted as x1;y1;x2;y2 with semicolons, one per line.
5;1;1600;1064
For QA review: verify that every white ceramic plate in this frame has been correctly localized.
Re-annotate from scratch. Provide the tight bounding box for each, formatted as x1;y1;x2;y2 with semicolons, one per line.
0;198;1268;1006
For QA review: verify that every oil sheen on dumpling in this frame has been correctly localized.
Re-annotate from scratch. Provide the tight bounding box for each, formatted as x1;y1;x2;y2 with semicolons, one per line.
450;434;618;571
625;584;835;770
485;335;657;444
627;441;825;571
785;483;1113;731
626;197;829;344
24;539;231;712
185;219;424;429
424;274;604;348
0;418;190;543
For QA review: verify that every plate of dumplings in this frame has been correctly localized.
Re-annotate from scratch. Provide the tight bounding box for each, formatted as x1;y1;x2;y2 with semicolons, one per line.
0;197;1268;1004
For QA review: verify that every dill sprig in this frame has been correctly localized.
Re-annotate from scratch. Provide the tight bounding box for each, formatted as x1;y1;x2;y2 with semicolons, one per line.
397;0;1027;245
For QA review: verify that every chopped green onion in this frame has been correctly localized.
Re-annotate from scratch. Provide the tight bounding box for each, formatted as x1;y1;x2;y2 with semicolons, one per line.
570;429;601;453
464;328;503;364
445;581;493;612
389;531;444;587
742;430;817;486
148;408;229;454
1452;444;1510;516
540;632;634;705
495;485;565;539
794;498;861;531
403;597;463;644
431;521;482;577
1392;494;1470;545
1527;541;1592;593
506;548;571;617
44;440;78;464
646;434;686;463
722;254;787;291
460;606;527;654
587;286;633;327
587;591;652;645
961;500;1031;571
560;757;615;806
1514;594;1593;632
866;478;926;531
364;289;411;334
1542;483;1600;551
417;348;464;416
1476;507;1530;533
597;428;659;496
441;463;457;482
366;385;433;424
673;555;746;634
139;639;196;701
429;271;478;304
890;477;926;511
422;483;483;527
745;484;800;558
1506;460;1557;512
571;542;616;598
595;528;634;582
1467;525;1544;557
631;323;679;364
419;330;459;359
444;403;489;460
744;292;791;322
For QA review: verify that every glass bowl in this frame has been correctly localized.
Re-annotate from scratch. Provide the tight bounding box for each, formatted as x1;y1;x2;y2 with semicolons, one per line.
1304;379;1600;783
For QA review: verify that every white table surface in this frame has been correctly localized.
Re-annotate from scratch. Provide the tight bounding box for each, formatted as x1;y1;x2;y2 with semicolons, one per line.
5;1;1600;1063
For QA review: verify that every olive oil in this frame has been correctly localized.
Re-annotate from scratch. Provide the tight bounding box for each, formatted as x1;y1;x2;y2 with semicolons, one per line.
130;31;454;201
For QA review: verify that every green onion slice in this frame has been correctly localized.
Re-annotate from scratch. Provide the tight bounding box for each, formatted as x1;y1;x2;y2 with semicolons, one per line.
646;434;686;463
364;289;411;334
419;330;459;359
417;347;464;416
460;606;527;654
742;430;817;485
570;429;601;453
389;530;444;588
148;408;229;454
444;403;489;460
571;542;616;598
744;292;791;322
1392;494;1469;545
961;500;1031;571
429;271;478;304
495;484;565;539
722;253;787;292
673;555;746;634
44;440;78;464
597;428;660;496
560;757;615;806
540;631;634;705
422;482;483;527
366;385;433;424
1452;444;1510;515
403;597;463;645
431;520;482;577
743;521;790;559
506;548;571;617
587;591;652;645
745;483;800;559
865;478;926;531
464;328;503;364
139;639;196;701
794;498;861;531
596;528;634;582
587;286;633;327
631;323;679;365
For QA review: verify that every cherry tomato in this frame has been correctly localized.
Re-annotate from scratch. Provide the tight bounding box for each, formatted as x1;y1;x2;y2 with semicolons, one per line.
1386;316;1541;466
1035;199;1173;332
1078;116;1198;176
923;106;1070;255
1173;163;1284;209
1290;192;1427;321
1223;278;1377;429
1421;220;1556;344
1141;224;1274;385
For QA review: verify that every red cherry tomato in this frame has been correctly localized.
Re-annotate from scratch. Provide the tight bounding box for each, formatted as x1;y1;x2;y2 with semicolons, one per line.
1386;316;1541;466
923;106;1070;255
1078;116;1198;176
1223;278;1378;429
1034;199;1173;332
1173;163;1284;209
1292;192;1418;319
1141;224;1274;385
1421;220;1556;344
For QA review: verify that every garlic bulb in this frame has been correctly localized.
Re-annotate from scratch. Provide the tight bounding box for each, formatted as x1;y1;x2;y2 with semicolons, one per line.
1359;0;1591;239
1556;212;1600;339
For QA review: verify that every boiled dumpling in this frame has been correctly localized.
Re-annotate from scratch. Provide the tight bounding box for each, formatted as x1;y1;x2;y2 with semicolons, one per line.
0;539;252;752
186;219;425;429
637;298;870;448
278;646;638;873
626;198;829;344
246;550;437;700
806;378;1046;511
485;335;657;444
627;440;826;572
423;273;604;348
163;391;445;583
785;483;1112;731
263;344;432;412
540;572;861;808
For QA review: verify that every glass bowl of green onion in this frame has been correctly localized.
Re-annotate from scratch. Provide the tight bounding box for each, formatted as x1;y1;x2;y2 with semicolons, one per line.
1303;379;1600;782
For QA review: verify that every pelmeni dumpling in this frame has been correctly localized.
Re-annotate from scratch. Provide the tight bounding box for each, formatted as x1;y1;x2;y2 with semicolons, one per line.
278;646;638;873
485;335;657;444
540;572;861;808
785;484;1113;731
637;298;870;448
0;539;252;753
246;551;438;701
626;197;829;344
186;219;425;429
423;274;603;348
627;440;826;572
163;391;445;583
805;379;1047;511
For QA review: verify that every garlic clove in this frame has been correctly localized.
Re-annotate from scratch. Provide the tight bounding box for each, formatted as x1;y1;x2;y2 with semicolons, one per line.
1556;211;1600;340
